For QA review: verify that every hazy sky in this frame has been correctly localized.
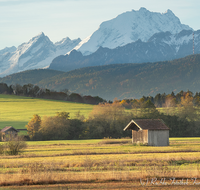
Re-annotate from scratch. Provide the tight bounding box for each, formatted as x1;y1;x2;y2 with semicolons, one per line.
0;0;199;50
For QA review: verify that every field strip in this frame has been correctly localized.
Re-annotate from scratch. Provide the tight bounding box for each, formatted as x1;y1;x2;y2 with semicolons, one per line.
1;152;200;164
0;149;200;160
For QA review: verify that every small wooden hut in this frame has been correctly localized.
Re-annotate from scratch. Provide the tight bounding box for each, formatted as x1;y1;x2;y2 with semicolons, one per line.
124;119;169;146
0;126;19;141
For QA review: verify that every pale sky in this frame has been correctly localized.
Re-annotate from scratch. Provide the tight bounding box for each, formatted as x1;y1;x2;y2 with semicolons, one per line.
0;0;199;50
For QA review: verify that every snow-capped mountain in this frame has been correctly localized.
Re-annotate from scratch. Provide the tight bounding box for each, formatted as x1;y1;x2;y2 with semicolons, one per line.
73;7;192;55
0;46;16;55
0;8;195;77
49;29;200;72
0;33;81;77
55;37;82;55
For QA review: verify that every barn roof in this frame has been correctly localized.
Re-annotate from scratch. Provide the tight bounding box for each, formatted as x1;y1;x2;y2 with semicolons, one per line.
123;119;169;131
1;126;19;133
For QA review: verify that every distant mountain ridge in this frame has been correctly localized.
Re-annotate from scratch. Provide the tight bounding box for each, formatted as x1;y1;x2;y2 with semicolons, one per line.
1;54;200;100
49;29;200;72
0;46;16;54
0;33;81;77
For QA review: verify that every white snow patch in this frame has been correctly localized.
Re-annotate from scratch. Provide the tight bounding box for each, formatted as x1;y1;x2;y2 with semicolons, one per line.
31;43;43;54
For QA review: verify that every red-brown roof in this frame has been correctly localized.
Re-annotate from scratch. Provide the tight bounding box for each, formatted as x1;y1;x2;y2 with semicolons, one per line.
1;126;19;133
124;119;169;131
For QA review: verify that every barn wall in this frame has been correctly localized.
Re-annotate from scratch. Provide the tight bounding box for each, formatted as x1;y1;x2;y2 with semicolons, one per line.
132;130;148;144
1;130;18;141
148;130;169;146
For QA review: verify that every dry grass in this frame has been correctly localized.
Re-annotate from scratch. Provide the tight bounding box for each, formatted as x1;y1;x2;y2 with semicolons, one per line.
98;138;132;145
0;138;200;188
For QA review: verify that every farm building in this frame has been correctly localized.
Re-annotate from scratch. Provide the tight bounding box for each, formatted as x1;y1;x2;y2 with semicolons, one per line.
0;126;19;141
124;119;169;146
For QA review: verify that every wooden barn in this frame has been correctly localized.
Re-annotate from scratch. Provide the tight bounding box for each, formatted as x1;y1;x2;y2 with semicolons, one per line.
0;126;19;141
124;119;169;146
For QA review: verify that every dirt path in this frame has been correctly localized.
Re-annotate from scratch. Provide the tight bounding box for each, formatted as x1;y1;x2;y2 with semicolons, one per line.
1;181;200;190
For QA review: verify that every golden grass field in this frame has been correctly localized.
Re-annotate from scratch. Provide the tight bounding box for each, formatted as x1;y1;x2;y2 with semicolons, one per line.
1;138;200;189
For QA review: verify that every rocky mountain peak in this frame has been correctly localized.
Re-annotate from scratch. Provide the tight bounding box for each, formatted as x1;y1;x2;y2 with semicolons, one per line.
74;8;192;55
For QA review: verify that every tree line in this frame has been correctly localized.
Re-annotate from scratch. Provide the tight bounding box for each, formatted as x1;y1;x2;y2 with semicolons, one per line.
1;82;200;108
0;83;105;105
25;99;200;141
118;90;200;109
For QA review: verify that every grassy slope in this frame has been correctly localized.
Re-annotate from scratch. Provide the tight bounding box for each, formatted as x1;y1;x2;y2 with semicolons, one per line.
0;94;94;130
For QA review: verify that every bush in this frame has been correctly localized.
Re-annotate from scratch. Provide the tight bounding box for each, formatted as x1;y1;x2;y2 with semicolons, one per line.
5;137;27;155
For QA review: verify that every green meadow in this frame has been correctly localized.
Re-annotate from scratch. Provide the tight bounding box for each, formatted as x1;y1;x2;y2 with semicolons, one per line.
0;94;94;130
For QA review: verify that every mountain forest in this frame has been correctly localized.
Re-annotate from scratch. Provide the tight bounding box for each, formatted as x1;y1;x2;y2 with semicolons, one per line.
1;54;200;100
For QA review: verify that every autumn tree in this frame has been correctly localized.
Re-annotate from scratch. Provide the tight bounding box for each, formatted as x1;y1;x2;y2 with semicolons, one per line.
163;94;177;114
25;114;41;139
56;111;69;119
164;94;177;108
38;112;70;140
74;111;85;121
84;102;132;138
138;97;146;107
178;92;196;121
194;92;200;106
120;99;133;109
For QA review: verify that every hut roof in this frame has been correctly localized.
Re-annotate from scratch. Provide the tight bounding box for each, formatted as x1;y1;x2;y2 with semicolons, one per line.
123;119;169;131
1;126;19;133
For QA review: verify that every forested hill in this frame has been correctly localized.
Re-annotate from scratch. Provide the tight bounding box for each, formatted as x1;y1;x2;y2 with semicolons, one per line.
1;54;200;100
0;69;64;86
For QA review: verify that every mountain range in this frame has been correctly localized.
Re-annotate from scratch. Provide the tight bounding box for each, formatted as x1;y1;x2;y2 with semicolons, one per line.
0;8;194;77
0;33;80;77
49;29;200;72
73;7;192;55
1;54;200;100
1;7;200;101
